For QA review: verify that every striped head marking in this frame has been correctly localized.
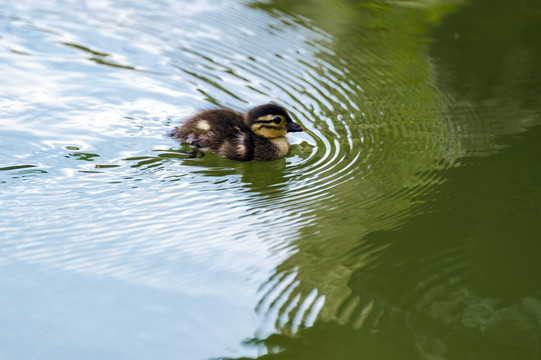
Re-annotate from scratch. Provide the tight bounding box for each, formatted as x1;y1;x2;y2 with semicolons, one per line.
245;104;303;138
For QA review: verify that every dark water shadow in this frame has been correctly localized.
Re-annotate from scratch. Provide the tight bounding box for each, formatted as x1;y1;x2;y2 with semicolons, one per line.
224;125;541;360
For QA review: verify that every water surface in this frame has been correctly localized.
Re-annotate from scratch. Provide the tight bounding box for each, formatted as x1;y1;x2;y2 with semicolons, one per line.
1;0;540;359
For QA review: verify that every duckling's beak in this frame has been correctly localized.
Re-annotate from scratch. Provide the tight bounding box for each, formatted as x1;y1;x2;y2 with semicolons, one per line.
287;122;304;132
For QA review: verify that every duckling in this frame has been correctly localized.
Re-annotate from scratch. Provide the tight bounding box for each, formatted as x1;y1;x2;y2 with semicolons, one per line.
170;104;304;161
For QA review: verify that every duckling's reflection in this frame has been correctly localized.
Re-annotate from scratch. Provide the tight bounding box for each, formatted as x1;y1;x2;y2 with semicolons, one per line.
171;149;301;194
125;142;309;194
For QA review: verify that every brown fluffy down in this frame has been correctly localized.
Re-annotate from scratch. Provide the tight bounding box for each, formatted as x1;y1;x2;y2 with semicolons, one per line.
171;105;301;161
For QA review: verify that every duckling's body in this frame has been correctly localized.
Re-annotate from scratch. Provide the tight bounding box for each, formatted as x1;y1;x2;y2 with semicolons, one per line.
171;104;303;161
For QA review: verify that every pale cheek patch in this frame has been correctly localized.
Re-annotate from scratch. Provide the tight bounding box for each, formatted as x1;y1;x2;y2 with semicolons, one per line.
271;137;290;157
197;120;211;131
254;125;286;139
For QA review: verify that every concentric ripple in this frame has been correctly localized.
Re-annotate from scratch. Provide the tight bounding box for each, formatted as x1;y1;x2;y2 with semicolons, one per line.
160;2;462;213
190;1;468;336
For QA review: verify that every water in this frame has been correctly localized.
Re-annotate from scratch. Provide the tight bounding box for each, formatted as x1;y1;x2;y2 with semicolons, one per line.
1;0;540;359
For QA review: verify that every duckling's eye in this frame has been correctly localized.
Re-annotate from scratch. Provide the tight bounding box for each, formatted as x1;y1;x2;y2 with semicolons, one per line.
273;116;282;124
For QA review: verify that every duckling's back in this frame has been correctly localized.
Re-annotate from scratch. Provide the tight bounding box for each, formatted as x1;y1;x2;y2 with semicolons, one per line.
171;109;255;161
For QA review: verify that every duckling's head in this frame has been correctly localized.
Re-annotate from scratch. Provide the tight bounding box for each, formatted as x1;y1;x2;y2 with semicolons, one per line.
245;104;303;138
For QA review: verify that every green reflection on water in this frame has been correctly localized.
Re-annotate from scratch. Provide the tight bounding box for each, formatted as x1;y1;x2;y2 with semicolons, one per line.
234;127;541;360
227;0;541;359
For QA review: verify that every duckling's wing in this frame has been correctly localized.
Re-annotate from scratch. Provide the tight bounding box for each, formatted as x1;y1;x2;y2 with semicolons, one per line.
173;109;254;161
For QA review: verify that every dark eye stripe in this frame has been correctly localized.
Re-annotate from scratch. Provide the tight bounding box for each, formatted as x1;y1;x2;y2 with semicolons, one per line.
259;125;278;129
254;119;278;124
